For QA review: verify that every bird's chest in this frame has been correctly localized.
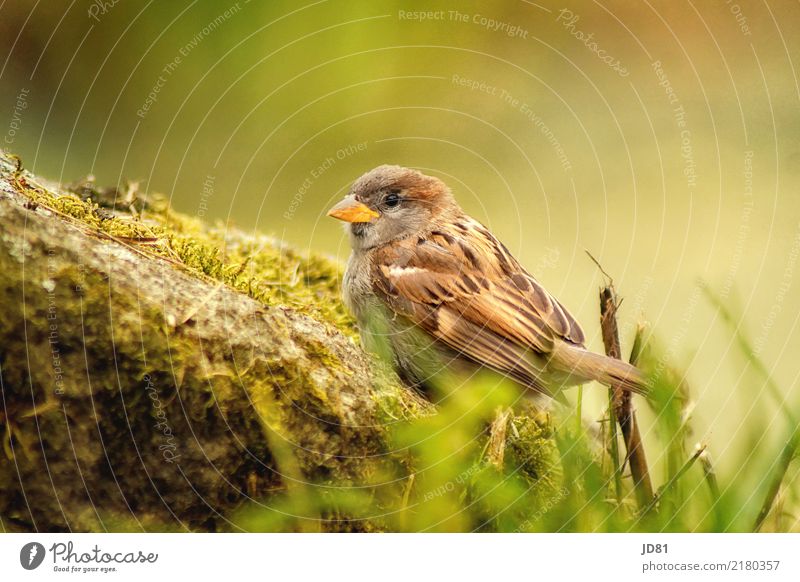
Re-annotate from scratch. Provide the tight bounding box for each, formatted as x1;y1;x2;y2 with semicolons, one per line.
342;252;375;321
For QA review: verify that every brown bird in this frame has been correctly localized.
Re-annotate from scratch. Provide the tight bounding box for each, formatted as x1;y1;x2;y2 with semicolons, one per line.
328;165;647;402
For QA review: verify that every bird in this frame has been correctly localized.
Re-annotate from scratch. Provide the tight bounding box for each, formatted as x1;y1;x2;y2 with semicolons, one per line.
327;165;647;402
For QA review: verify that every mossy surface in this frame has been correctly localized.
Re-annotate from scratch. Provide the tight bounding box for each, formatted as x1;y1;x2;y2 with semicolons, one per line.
6;155;354;337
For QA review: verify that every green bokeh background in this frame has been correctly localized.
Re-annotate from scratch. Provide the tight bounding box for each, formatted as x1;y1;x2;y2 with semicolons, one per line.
2;0;799;485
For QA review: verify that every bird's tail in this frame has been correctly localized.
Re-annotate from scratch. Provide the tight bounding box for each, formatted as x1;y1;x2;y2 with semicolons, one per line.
551;343;649;395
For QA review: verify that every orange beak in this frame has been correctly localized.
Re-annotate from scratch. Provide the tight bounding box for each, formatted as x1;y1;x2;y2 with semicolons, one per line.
327;196;379;223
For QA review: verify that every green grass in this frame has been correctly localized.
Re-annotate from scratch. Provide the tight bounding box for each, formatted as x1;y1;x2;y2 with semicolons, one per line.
236;292;799;532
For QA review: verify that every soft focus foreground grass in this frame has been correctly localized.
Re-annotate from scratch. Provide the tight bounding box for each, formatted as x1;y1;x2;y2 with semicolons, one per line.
238;308;799;532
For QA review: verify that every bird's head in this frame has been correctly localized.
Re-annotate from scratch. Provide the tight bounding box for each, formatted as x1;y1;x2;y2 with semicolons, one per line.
327;165;458;250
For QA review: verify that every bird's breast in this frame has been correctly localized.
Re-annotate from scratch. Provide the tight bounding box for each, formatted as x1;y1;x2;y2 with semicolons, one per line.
342;251;374;320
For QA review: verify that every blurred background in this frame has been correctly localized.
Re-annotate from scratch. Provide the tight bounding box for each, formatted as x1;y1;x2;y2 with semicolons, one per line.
1;0;798;487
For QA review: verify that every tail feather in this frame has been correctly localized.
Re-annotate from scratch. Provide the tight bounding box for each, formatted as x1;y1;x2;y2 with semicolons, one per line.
551;343;649;396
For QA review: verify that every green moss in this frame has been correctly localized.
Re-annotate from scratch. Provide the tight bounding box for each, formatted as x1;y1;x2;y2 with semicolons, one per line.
506;411;562;493
9;163;354;338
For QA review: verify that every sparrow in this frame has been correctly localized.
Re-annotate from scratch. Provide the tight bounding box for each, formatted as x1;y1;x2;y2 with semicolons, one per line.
328;165;647;402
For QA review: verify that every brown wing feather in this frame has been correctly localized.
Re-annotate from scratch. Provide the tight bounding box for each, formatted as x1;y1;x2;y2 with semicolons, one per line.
370;216;586;396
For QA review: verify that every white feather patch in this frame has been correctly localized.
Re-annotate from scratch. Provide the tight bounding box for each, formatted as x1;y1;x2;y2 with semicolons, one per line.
386;265;426;278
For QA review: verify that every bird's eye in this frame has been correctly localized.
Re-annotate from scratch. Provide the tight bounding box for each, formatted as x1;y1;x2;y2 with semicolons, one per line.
384;191;401;209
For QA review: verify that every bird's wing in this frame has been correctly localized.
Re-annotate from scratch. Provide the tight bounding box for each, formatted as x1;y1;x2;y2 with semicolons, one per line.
370;217;586;396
